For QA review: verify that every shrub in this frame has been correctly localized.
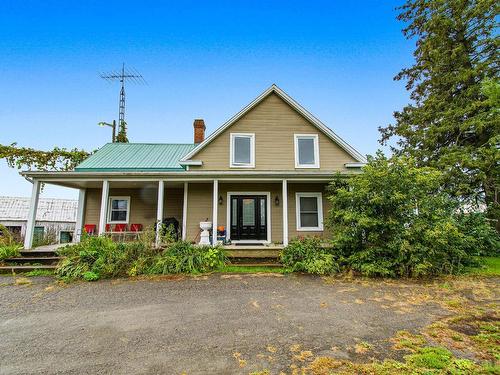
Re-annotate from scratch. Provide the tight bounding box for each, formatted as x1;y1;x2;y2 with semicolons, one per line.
326;153;489;278
56;236;226;281
280;237;340;275
0;244;21;261
455;212;500;256
146;241;226;274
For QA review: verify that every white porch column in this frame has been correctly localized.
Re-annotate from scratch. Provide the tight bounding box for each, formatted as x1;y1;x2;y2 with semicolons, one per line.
282;179;289;246
212;179;218;246
98;180;109;235
156;180;165;247
182;182;188;241
24;179;41;249
74;188;86;243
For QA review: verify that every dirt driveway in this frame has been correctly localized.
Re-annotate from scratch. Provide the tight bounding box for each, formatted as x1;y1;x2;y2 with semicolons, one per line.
0;273;496;374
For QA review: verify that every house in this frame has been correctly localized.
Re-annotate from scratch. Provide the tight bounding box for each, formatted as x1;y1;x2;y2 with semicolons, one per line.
20;85;366;249
0;196;77;244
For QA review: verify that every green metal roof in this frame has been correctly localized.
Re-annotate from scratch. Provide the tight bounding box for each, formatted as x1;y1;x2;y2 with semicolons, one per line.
75;143;196;172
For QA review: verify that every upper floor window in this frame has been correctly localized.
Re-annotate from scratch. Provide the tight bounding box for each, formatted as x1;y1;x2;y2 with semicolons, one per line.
108;196;130;223
294;134;320;168
230;133;255;168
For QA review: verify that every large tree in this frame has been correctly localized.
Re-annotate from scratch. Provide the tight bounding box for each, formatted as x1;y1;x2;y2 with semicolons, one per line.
380;0;499;223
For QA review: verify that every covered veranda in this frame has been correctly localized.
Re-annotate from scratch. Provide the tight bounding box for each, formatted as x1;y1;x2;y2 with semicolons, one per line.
20;171;335;250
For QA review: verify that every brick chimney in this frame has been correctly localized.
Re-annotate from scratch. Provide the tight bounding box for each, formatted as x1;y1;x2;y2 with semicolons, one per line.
193;119;206;144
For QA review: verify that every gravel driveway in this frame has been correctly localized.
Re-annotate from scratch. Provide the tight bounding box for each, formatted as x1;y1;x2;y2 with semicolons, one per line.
0;274;447;374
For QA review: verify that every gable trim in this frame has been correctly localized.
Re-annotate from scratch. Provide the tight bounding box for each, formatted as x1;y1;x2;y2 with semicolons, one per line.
180;84;367;163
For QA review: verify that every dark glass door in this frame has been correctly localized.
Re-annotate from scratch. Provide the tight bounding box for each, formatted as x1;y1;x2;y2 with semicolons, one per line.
230;195;267;240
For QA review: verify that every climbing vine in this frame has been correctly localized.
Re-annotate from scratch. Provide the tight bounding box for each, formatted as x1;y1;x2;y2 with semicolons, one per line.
0;143;91;171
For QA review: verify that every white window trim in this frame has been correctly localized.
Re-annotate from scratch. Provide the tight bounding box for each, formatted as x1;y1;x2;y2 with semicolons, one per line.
107;196;131;224
295;192;323;231
294;134;320;169
230;133;255;168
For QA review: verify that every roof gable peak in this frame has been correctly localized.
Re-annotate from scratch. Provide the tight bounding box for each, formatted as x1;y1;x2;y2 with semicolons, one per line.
180;84;366;163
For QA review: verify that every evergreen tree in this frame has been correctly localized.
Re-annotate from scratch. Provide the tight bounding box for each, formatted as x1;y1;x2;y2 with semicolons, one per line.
380;0;499;224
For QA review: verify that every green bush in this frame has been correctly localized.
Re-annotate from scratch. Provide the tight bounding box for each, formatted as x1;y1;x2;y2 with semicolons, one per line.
455;212;500;256
0;244;21;261
145;241;226;275
326;153;494;278
280;237;340;275
56;236;226;281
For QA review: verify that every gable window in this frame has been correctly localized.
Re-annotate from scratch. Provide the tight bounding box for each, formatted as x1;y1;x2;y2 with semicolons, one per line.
294;134;320;168
295;192;323;231
230;133;255;168
108;196;130;223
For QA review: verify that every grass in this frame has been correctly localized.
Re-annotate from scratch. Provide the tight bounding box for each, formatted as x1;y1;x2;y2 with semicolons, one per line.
219;265;286;273
24;269;55;277
466;257;500;276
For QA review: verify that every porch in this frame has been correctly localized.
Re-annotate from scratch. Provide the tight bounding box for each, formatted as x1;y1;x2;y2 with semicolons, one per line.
23;177;332;250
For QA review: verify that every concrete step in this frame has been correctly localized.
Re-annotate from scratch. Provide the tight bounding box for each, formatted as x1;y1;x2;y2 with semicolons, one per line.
0;265;57;273
3;256;62;264
226;249;280;258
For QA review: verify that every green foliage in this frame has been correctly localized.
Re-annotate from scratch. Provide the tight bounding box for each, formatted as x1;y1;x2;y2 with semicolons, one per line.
379;0;499;224
56;236;226;281
467;257;500;277
0;225;22;261
326;153;494;277
0;143;90;171
280;237;340;275
115;120;129;143
24;269;54;277
144;241;226;275
404;346;452;370
456;213;500;256
0;244;21;261
82;271;99;281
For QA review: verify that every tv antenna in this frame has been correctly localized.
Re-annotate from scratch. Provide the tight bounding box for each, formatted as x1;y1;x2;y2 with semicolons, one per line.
99;63;146;126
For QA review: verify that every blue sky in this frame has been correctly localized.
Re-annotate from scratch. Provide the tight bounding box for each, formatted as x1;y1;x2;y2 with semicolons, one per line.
0;0;413;199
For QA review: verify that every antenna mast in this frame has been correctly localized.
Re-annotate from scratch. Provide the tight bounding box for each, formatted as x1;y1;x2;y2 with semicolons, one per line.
100;63;145;125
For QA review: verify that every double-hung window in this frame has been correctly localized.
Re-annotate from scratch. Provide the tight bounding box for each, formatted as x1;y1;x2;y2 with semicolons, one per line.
230;133;255;168
294;134;320;168
295;192;323;231
108;196;130;223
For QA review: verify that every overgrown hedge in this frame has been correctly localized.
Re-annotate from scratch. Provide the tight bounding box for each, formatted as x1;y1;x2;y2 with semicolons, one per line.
281;154;499;278
56;236;226;281
324;153;499;277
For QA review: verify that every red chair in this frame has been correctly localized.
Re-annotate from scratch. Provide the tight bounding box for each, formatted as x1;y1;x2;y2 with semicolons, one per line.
105;224;112;232
84;224;96;235
115;224;127;232
130;224;143;232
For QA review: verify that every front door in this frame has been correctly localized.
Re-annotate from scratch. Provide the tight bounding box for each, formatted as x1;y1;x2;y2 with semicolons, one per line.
230;195;267;241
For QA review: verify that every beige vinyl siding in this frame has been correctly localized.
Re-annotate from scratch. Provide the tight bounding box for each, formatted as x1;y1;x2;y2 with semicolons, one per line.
83;187;183;234
287;183;331;240
82;182;332;242
189;93;357;172
185;183;213;242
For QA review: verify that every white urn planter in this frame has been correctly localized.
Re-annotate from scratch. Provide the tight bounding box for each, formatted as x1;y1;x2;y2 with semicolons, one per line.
199;221;212;245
